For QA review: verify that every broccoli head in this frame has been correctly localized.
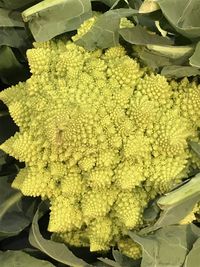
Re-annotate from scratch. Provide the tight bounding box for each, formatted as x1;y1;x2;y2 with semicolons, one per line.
0;26;198;258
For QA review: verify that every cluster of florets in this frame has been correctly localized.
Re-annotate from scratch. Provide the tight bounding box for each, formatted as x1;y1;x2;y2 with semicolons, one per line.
0;27;199;258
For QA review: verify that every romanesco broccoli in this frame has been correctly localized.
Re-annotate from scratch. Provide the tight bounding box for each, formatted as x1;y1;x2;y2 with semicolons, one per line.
0;20;199;259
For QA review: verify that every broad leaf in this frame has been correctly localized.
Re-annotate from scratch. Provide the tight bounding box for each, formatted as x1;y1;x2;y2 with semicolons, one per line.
158;174;200;207
22;0;92;42
184;237;200;267
0;250;55;267
190;141;200;158
0;0;41;10
98;257;121;267
29;203;92;267
0;46;29;85
140;174;200;234
130;224;200;267
0;176;37;239
75;8;137;50
134;46;172;70
161;65;200;78
0;27;30;48
146;44;194;59
0;8;31;48
143;199;160;223
112;249;141;267
0;8;24;27
157;0;200;39
119;25;173;46
189;41;200;68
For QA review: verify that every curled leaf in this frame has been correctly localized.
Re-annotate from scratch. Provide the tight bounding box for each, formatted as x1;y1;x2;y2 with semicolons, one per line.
157;0;200;39
0;176;37;240
75;8;138;50
130;224;200;267
119;25;173;45
22;0;92;42
0;250;55;267
29;203;92;267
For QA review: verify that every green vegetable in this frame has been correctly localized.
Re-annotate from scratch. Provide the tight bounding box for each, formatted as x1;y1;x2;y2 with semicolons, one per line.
0;18;200;260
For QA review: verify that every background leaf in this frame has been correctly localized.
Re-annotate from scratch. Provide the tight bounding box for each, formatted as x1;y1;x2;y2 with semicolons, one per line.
0;46;29;85
190;141;200;158
75;8;137;50
0;8;24;27
112;249;141;267
0;27;31;48
184;237;200;267
0;0;41;10
0;176;37;240
0;250;55;267
189;41;200;68
134;46;172;69
22;0;92;42
146;44;194;59
29;203;92;267
161;65;200;78
140;174;200;234
119;25;173;46
157;0;200;39
130;224;200;267
98;257;121;267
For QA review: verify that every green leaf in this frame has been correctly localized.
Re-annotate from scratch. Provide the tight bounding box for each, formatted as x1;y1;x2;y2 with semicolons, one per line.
134;45;172;69
98;250;141;267
29;203;92;267
98;257;121;267
75;8;138;50
130;224;200;267
0;250;55;267
119;25;173;46
112;249;141;267
0;0;41;10
146;44;194;59
189;41;200;68
22;0;92;42
157;0;200;39
190;141;200;158
0;176;36;239
143;200;160;223
0;27;30;48
184;237;200;267
0;8;24;27
139;0;160;14
158;174;200;207
140;174;200;234
0;8;31;48
161;65;200;78
0;46;29;85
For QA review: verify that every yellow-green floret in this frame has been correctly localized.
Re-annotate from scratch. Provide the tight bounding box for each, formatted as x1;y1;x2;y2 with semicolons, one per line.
0;25;197;258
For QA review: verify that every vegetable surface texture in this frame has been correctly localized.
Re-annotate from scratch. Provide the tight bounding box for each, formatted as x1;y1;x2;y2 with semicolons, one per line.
0;29;199;258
